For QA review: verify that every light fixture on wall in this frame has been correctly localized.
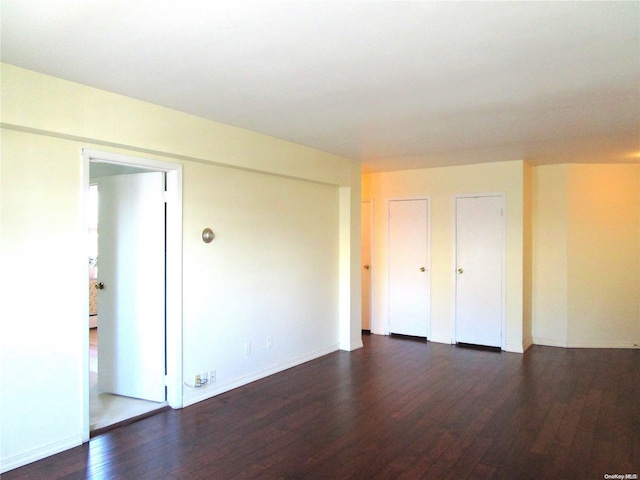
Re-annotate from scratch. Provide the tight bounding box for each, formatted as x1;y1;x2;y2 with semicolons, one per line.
202;228;215;243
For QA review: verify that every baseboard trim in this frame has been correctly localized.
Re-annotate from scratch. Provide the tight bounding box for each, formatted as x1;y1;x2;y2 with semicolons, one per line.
532;337;568;348
566;340;640;349
428;335;452;345
504;343;525;353
349;338;364;351
341;338;363;351
533;337;640;349
182;343;340;408
1;434;83;474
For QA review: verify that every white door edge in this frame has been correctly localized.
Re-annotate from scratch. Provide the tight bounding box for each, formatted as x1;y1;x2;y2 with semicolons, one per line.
361;199;376;333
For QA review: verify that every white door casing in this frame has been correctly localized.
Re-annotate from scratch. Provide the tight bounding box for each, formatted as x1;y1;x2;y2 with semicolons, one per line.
96;172;166;402
454;195;505;348
82;149;183;443
388;198;430;338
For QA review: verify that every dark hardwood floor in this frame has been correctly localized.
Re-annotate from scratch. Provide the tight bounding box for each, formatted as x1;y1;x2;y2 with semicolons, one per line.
5;334;638;479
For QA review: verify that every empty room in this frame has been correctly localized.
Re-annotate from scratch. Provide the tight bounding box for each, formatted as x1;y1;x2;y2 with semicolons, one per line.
1;2;638;479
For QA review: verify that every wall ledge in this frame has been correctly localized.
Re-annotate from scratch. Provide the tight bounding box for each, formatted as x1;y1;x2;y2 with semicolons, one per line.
0;122;346;187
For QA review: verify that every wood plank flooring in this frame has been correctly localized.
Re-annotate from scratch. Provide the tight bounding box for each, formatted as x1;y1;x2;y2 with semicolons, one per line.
5;334;638;479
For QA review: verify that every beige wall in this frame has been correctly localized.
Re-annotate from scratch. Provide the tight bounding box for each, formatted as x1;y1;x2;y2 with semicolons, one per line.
532;165;569;346
523;162;534;350
566;164;639;347
1;131;86;464
365;161;638;352
532;164;639;348
362;160;531;352
1;64;352;186
0;63;361;472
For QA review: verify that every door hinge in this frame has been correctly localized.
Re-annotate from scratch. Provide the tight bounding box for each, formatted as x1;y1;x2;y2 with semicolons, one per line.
162;191;169;203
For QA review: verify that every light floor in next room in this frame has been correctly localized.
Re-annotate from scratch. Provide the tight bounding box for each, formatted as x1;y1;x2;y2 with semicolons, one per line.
89;327;166;433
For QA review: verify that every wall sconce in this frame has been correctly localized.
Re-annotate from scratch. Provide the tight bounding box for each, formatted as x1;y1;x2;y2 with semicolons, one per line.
202;228;215;243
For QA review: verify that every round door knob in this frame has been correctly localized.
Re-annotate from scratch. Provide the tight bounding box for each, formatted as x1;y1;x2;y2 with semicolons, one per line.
95;282;105;290
202;228;215;243
458;268;463;274
420;267;426;272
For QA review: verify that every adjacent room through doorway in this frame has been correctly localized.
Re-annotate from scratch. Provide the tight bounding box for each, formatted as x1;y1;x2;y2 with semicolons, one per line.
87;164;168;435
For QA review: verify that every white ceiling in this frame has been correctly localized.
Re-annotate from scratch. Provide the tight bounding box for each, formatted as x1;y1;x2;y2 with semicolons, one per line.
2;1;639;172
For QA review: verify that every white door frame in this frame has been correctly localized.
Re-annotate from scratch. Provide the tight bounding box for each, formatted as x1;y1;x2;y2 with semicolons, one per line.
452;193;506;350
81;149;183;442
386;196;431;338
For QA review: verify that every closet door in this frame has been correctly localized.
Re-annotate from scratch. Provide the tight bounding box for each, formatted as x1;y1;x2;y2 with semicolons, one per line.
388;199;430;338
455;195;504;348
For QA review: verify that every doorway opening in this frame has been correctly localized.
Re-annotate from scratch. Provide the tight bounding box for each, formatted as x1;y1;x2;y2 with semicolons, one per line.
82;149;183;442
88;172;165;434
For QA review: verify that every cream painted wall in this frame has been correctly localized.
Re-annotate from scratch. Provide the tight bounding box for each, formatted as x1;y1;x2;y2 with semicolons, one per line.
1;65;351;187
566;164;639;347
0;64;361;472
1;131;86;467
532;165;569;346
532;164;639;348
340;172;365;352
522;162;534;349
362;160;529;352
181;162;340;405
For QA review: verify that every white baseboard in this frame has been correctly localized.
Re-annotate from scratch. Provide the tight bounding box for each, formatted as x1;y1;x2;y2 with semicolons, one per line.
182;343;340;408
339;338;362;351
532;336;568;348
1;434;83;474
428;335;452;345
533;337;640;349
504;343;525;353
566;340;640;349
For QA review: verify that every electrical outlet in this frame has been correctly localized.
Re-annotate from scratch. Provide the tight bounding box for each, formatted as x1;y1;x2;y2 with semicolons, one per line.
209;370;216;383
267;337;273;349
200;372;208;385
194;374;202;386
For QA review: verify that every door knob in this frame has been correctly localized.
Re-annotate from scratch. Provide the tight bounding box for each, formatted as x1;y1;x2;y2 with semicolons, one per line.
95;282;105;290
420;267;426;272
458;268;463;274
363;265;370;270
